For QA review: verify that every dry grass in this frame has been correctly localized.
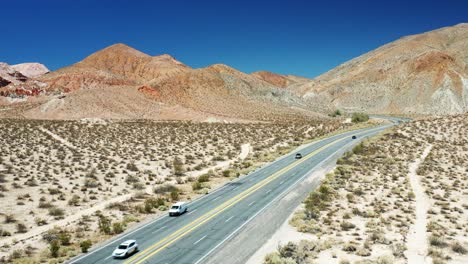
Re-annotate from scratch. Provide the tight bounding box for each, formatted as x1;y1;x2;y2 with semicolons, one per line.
0;118;350;263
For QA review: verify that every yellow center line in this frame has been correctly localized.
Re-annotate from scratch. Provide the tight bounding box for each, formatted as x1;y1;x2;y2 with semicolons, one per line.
125;135;348;264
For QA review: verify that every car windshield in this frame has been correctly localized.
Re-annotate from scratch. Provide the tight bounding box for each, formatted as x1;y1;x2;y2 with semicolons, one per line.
118;245;128;249
171;205;179;209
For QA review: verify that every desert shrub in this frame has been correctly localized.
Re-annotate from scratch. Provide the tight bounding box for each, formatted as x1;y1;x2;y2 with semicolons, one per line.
278;242;298;259
356;246;371;256
98;215;112;234
352;142;365;155
16;223;28;233
351;113;369;123
112;222;125;234
133;182;145;190
329;109;342;117
429;235;448;248
342;242;357;252
125;175;139;184
173;158;185;176
39;201;54;208
192;181;202;191
80;240;92;253
126;162;139;172
198;173;210;183
170;190;180;201
0;229;11;237
222;170;231;177
264;252;295;264
392;242;407;257
48;188;61;195
35;217;48;226
84;178;99;188
375;255;394;264
451;242;467;254
153;184;178;194
68;195;80;206
48;207;65;218
9;249;23;260
340;221;356;231
58;230;71;246
49;239;60;258
304;181;335;218
144;197;166;213
4;214;16;223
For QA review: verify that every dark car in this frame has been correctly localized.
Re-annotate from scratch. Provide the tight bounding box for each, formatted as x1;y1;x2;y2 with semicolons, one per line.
352;135;357;139
295;153;302;159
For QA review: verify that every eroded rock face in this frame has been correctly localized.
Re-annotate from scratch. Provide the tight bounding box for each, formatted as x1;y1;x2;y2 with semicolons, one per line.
0;62;48;98
298;23;468;115
11;63;49;78
8;71;28;82
251;71;292;88
0;77;11;87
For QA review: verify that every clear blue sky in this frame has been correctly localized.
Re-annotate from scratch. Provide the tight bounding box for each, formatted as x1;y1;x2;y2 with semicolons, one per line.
1;0;467;78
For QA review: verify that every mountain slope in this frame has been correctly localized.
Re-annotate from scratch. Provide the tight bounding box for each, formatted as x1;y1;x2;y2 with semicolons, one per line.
299;23;468;115
6;44;319;121
251;71;309;88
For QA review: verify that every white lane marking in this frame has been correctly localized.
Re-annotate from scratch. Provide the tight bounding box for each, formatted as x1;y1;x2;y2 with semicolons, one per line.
279;181;284;185
225;216;234;223
232;186;239;191
213;196;221;201
187;209;198;215
104;255;112;260
248;201;255;206
266;189;272;194
193;235;207;245
194;124;391;264
151;225;167;234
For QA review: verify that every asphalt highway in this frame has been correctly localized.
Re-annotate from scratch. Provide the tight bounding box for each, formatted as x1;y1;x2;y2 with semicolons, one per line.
69;122;395;264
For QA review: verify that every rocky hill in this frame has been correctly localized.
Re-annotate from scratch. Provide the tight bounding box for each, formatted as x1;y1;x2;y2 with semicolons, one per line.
2;23;467;119
0;63;48;97
298;23;468;115
0;44;318;121
11;63;49;78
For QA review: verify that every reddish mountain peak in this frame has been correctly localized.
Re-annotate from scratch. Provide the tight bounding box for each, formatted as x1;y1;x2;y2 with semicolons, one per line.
97;43;150;58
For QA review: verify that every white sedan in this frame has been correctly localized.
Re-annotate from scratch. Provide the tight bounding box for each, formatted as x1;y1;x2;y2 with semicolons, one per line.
112;240;138;258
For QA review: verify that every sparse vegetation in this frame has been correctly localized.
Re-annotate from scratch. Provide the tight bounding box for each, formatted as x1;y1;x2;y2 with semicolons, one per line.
80;240;92;253
0;118;351;262
267;114;468;263
351;112;369;123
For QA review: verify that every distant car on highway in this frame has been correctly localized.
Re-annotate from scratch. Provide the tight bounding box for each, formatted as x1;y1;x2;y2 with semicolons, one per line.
112;240;138;258
169;202;188;216
352;135;357;139
295;153;302;159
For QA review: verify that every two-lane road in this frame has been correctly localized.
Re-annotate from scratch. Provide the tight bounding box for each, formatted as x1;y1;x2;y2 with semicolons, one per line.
70;122;395;264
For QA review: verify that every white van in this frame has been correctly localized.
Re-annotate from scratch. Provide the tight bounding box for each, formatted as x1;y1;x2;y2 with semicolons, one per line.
169;202;188;216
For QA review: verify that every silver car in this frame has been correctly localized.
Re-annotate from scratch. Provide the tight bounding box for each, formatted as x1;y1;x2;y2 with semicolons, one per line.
112;240;138;258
